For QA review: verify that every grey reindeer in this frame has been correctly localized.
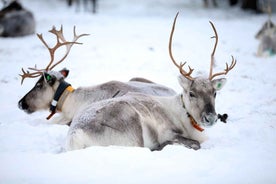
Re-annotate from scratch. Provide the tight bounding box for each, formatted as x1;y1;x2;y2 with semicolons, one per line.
65;13;236;151
0;1;35;37
255;1;276;56
18;26;176;126
255;19;276;56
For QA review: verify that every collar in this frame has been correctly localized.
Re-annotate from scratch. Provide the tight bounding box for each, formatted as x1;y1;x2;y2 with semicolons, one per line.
180;94;204;132
46;81;74;120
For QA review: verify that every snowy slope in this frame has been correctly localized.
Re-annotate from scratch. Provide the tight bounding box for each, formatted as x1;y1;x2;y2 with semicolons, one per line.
0;0;276;183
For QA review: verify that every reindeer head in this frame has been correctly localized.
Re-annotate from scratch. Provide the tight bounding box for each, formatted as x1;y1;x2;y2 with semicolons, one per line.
18;69;69;114
255;1;276;40
169;13;236;128
0;1;23;18
18;26;88;117
255;19;275;40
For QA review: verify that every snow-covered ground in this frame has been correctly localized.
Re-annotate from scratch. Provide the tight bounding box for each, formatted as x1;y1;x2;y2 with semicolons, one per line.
0;0;276;183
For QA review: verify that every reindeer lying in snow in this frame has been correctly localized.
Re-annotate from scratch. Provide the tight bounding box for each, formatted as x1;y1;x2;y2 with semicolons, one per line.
65;13;236;151
0;1;35;37
18;15;236;151
18;26;176;126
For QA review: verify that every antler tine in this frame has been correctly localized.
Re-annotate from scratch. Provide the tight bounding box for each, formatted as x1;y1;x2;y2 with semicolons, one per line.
209;21;218;80
209;56;237;80
36;32;55;71
169;12;181;69
19;26;89;85
48;26;90;70
179;62;194;81
169;12;194;81
208;21;237;80
50;25;66;43
37;25;87;71
19;68;43;85
73;26;90;39
27;64;45;73
45;25;68;71
44;25;68;70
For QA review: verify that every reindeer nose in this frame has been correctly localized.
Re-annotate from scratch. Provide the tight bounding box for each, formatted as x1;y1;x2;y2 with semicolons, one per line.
204;114;217;123
18;98;28;110
204;103;215;114
202;113;218;127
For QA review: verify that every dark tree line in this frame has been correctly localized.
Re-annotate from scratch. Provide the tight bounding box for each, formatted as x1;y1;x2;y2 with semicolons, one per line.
206;0;265;13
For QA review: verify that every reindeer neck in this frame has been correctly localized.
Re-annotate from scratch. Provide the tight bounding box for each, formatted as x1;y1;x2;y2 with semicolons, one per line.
180;94;204;132
157;94;204;132
46;80;74;120
156;94;206;143
56;86;106;120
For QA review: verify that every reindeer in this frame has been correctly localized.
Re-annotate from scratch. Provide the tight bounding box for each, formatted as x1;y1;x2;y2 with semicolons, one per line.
255;0;276;56
255;20;276;56
18;26;176;126
65;13;236;151
67;0;97;14
0;1;35;37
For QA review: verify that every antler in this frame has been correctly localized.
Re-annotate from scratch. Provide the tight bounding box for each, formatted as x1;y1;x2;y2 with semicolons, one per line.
169;12;194;81
208;21;236;80
20;26;89;84
37;26;89;71
19;67;43;85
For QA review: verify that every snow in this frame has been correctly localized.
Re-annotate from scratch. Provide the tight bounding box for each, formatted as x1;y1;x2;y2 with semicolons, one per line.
1;0;276;183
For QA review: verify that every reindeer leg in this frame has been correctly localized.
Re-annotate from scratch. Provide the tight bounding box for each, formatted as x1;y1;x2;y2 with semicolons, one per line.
213;0;218;7
174;135;201;150
257;42;264;57
92;0;97;13
151;136;200;151
151;140;175;151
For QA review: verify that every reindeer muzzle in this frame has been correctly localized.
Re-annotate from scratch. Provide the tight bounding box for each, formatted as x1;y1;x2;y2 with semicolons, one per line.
18;98;33;114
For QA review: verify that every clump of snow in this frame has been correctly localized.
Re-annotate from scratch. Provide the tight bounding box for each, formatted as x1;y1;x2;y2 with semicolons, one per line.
0;0;276;183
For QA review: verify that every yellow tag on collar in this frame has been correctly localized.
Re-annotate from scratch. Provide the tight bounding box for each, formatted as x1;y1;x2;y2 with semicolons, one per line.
66;86;74;92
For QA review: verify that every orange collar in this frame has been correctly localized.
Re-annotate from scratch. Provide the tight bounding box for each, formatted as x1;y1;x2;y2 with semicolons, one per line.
189;115;204;132
180;94;204;132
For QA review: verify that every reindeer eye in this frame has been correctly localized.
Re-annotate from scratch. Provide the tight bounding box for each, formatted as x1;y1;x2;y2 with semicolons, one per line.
189;91;196;98
214;92;217;98
35;82;43;89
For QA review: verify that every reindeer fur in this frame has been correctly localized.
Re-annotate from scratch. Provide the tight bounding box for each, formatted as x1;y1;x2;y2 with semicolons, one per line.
18;70;176;126
66;75;227;151
0;1;35;37
255;20;276;56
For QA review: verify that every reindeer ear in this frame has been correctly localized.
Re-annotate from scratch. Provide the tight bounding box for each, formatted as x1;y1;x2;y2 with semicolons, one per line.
212;78;226;91
178;75;192;92
59;68;69;78
44;72;56;86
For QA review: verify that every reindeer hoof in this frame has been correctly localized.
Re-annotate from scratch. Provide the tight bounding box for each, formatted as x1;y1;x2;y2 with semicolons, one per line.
174;135;201;150
185;140;201;150
189;141;200;150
